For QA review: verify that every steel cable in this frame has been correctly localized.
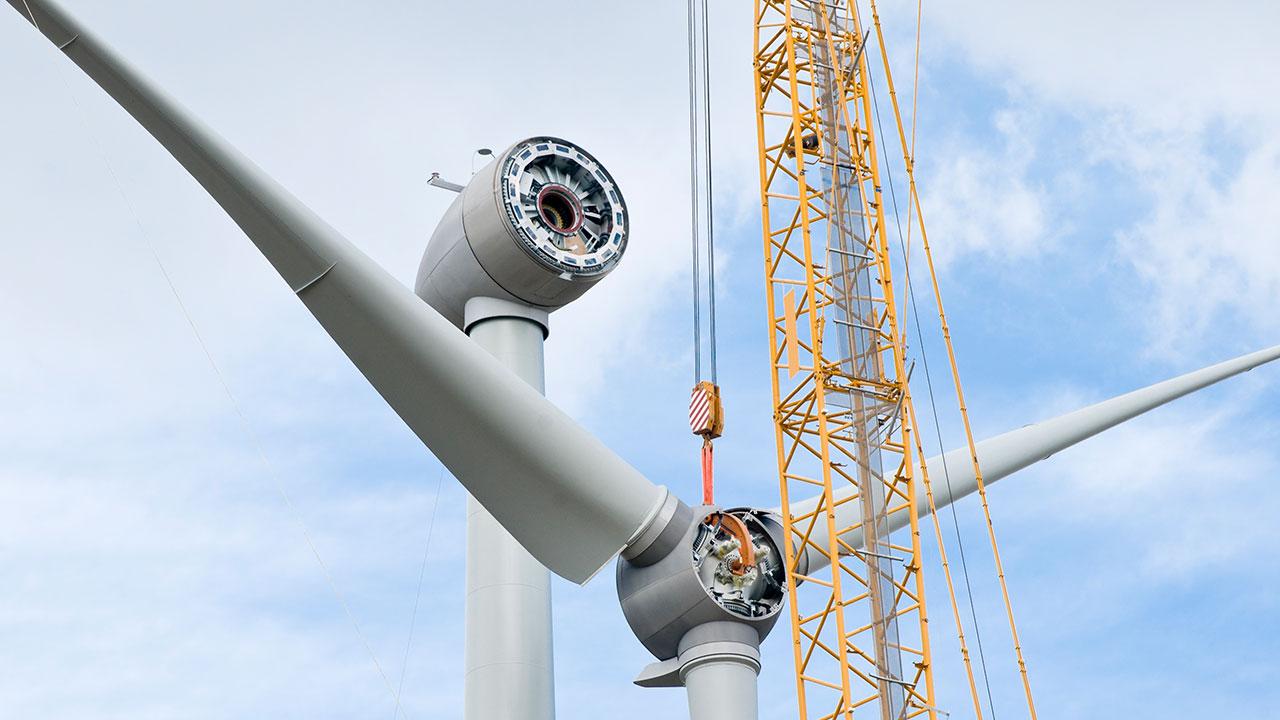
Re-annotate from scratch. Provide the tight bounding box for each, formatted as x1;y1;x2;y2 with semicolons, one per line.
861;17;1000;718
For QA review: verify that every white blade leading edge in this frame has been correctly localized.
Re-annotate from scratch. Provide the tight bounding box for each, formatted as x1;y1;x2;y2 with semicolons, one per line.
6;0;670;584
790;344;1280;571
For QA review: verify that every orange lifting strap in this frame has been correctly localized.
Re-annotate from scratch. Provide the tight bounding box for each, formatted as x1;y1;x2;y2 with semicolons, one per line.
689;380;724;504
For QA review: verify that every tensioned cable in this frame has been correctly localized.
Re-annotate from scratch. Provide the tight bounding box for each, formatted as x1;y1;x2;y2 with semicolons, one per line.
864;1;1040;714
860;18;999;718
895;3;989;717
836;3;989;717
901;0;923;257
908;0;923;169
802;7;966;715
392;465;446;719
687;0;718;384
686;0;703;385
15;5;409;715
699;0;718;385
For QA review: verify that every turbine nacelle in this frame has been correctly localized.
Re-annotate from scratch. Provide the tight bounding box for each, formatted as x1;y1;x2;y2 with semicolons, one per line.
416;136;629;328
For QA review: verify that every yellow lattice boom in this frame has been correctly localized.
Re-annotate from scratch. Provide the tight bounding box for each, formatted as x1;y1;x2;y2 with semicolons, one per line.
752;1;937;719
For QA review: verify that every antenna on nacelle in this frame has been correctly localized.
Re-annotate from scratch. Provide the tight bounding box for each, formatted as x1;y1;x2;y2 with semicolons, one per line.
428;148;494;193
472;147;493;173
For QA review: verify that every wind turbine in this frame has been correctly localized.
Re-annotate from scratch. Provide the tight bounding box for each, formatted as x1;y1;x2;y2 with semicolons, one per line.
6;2;1280;719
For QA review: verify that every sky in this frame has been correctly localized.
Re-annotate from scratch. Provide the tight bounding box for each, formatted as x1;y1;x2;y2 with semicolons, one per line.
1;1;1279;719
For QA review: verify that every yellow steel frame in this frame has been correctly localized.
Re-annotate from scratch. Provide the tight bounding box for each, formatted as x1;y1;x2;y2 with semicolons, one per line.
752;1;936;718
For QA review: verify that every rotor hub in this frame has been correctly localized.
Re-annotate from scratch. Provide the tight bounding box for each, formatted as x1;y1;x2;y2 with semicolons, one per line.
499;137;628;277
617;505;788;662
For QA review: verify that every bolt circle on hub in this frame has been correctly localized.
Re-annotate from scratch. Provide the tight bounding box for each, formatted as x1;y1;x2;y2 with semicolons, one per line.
499;137;628;278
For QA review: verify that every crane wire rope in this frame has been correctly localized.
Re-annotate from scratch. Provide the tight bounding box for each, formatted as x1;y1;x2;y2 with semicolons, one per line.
687;0;719;386
14;4;411;715
860;15;998;712
687;0;703;388
700;0;719;385
859;0;997;713
835;5;993;716
687;0;722;505
865;0;1040;714
886;2;992;718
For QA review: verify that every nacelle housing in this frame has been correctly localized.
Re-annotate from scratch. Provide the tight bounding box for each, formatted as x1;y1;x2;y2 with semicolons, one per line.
415;136;629;327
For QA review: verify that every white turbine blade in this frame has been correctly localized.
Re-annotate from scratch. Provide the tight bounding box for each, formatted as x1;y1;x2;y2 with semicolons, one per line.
789;344;1280;571
7;0;669;584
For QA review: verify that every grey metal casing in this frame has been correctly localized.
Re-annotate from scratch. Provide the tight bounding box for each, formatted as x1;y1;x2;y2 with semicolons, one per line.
415;138;625;327
616;506;786;661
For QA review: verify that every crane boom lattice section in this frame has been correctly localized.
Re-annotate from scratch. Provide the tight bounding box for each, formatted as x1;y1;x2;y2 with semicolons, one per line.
752;2;937;719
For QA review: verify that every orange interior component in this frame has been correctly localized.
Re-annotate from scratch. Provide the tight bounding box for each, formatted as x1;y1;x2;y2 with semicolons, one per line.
707;512;756;575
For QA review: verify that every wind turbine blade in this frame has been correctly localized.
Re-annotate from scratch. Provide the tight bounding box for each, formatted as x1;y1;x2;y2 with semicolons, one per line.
917;343;1280;510
7;0;670;584
789;343;1280;571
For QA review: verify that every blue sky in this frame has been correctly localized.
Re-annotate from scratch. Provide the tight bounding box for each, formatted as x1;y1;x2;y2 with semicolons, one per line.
2;1;1279;718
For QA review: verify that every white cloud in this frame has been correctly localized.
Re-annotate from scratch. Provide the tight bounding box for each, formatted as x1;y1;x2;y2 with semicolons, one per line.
1111;134;1280;353
985;374;1280;584
926;0;1280;131
920;107;1052;263
1045;401;1277;579
920;0;1280;350
0;421;467;719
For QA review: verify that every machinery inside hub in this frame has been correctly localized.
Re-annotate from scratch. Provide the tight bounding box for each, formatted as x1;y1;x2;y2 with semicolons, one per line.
692;510;786;619
537;185;582;235
499;138;628;276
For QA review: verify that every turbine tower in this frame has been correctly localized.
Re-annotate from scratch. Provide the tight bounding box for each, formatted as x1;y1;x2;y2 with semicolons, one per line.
419;135;630;719
7;2;1279;719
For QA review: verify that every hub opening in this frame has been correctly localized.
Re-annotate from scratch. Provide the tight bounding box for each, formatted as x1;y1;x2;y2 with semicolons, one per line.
536;185;583;234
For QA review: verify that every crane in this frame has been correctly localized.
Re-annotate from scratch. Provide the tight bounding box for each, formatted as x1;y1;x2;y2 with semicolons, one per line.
752;2;1034;718
753;1;937;717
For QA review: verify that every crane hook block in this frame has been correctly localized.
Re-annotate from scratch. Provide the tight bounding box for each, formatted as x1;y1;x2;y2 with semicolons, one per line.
689;381;724;439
